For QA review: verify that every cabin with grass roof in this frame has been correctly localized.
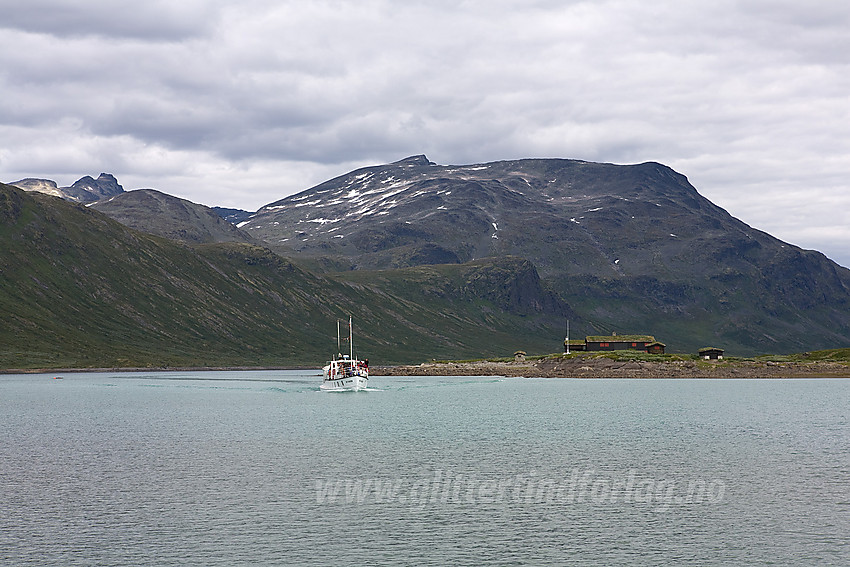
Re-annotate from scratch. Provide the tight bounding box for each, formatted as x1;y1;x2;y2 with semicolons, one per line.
645;341;667;354
699;347;724;360
584;333;665;354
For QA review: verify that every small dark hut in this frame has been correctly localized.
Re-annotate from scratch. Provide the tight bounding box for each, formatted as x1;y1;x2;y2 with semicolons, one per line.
699;347;724;360
645;341;666;355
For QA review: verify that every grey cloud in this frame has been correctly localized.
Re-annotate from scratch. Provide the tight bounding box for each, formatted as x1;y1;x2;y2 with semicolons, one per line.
0;0;221;40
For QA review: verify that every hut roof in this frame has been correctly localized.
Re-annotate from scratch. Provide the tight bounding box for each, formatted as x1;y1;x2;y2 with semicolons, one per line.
586;335;656;343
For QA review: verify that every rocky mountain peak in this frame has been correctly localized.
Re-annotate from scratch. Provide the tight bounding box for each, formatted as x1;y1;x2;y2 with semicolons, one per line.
69;173;124;201
392;155;435;166
8;173;124;203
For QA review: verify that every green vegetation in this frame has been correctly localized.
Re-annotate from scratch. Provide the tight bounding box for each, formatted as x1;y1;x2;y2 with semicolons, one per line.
578;351;696;363
793;348;850;361
742;348;850;364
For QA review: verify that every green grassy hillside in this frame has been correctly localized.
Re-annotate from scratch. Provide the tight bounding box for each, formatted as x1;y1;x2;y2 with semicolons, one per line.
0;184;565;369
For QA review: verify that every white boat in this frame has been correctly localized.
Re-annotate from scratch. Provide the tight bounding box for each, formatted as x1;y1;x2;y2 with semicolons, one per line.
321;317;369;392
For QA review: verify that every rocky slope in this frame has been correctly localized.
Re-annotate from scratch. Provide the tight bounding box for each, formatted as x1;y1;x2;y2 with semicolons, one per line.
213;207;253;224
91;189;255;244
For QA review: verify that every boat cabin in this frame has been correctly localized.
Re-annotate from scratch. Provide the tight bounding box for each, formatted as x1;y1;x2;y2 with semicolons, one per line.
327;355;368;378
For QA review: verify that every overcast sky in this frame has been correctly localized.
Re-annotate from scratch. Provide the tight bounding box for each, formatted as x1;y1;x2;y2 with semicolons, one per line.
1;0;848;266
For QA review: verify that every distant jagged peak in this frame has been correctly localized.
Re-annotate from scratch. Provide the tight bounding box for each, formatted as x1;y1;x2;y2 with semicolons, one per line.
391;155;435;166
8;172;124;203
70;173;124;200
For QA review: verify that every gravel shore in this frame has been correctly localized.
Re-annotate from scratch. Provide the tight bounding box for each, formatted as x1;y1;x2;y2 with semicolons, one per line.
373;356;850;379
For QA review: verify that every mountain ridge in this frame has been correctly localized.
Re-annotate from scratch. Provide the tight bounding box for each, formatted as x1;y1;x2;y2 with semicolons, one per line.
239;155;850;355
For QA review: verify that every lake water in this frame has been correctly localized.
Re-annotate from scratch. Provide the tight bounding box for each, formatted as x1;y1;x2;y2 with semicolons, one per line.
1;371;848;566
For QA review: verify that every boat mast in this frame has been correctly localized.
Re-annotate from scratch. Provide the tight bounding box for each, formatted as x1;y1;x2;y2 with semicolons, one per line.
565;319;570;355
349;316;354;359
336;319;341;357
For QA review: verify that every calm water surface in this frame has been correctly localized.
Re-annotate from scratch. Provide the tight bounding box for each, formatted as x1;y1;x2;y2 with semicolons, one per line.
1;371;848;566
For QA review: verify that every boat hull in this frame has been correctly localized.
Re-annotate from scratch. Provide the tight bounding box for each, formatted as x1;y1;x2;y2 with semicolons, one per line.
320;372;368;392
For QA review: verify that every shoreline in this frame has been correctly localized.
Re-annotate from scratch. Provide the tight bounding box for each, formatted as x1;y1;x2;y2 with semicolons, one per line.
372;357;850;379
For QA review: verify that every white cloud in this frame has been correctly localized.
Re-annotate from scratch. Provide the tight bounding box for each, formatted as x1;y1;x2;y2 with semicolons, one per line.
1;0;848;265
